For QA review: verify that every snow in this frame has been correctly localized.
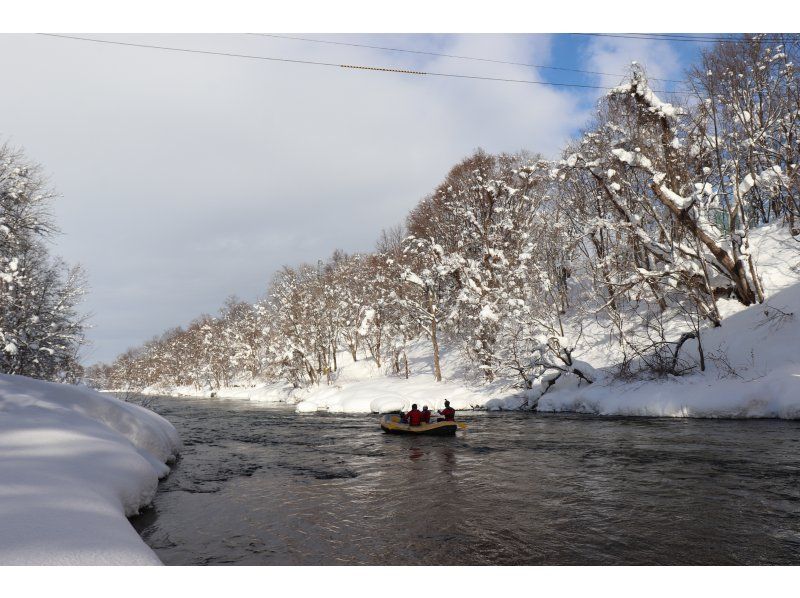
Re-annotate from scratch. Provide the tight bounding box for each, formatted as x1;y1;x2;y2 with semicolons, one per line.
280;223;800;419
609;76;681;118
357;308;375;336
292;375;481;415
658;184;694;210
611;148;653;170
539;364;800;419
739;173;756;196
0;374;181;565
402;271;424;287
479;304;499;322
738;166;788;198
157;341;498;415
149;225;800;421
539;223;800;418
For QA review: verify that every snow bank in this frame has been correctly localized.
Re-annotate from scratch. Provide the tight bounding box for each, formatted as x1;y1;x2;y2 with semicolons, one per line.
0;374;181;565
156;381;302;402
293;376;486;414
539;234;800;418
539;365;800;419
287;340;509;414
153;343;498;415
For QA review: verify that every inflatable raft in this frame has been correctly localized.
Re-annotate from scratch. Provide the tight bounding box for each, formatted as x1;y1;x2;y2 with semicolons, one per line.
380;414;459;436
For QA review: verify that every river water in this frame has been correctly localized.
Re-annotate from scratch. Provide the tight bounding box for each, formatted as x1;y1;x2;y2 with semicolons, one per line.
130;395;800;565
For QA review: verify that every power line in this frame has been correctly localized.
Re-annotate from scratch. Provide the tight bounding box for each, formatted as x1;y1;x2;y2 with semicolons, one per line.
34;33;690;95
570;32;795;44
246;32;686;85
36;33;346;68
643;33;795;43
570;33;730;44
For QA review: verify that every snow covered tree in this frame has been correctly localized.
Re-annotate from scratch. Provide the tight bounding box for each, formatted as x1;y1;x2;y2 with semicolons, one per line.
218;296;266;382
0;143;87;381
268;264;332;385
376;226;414;378
405;151;565;384
689;35;800;231
609;66;763;306
435;153;546;381
327;252;369;363
395;235;453;382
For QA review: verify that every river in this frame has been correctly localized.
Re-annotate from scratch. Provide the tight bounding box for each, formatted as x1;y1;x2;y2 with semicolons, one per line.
130;395;800;565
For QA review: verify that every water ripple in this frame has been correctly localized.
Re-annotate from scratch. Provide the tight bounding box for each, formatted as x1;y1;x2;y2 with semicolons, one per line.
130;397;800;565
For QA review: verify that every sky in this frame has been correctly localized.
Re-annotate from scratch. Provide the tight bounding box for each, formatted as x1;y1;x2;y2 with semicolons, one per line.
0;33;703;363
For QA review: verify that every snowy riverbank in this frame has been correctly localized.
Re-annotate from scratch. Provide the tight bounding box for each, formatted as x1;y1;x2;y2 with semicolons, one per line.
153;279;800;420
0;374;181;565
536;226;800;419
147;343;507;414
147;224;800;419
538;298;800;419
152;295;800;419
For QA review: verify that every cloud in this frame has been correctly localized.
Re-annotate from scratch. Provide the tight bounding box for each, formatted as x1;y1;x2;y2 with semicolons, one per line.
582;35;684;91
0;33;590;362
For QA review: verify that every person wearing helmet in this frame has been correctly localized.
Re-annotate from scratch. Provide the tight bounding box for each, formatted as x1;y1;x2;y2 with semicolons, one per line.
438;400;455;422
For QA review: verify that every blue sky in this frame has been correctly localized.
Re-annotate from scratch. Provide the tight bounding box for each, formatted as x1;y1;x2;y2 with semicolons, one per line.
549;33;701;96
0;33;706;363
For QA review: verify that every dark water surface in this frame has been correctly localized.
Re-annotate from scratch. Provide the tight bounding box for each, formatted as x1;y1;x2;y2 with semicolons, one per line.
130;396;800;565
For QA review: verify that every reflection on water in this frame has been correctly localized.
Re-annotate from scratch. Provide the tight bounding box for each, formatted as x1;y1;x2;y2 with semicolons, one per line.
130;396;800;565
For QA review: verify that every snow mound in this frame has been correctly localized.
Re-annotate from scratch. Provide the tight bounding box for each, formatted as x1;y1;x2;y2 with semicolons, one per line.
0;374;181;565
539;365;800;419
540;272;800;419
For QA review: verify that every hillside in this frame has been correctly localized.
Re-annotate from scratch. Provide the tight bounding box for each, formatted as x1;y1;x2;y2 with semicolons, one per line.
154;223;800;419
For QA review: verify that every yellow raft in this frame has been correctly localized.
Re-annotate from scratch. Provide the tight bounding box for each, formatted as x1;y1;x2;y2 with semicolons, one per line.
380;414;460;436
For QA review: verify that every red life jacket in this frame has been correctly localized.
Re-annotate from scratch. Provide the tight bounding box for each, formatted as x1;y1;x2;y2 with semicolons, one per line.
439;407;456;421
406;408;422;426
421;410;431;423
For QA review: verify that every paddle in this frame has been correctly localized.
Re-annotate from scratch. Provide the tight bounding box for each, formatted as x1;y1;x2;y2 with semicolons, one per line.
457;422;468;429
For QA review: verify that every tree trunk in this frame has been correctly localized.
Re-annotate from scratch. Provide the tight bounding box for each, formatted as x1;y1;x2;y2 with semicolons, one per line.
425;288;443;382
650;183;758;305
430;316;442;382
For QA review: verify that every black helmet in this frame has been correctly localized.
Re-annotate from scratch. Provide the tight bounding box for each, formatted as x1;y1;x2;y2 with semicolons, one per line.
411;403;418;409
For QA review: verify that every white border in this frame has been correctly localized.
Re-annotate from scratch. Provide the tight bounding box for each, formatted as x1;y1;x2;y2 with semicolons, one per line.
5;564;800;597
0;0;793;32
2;0;797;589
